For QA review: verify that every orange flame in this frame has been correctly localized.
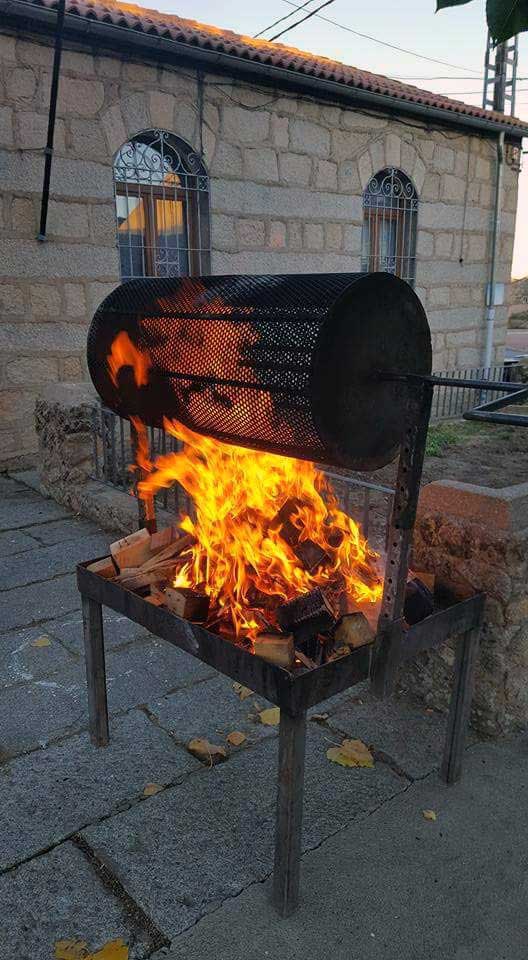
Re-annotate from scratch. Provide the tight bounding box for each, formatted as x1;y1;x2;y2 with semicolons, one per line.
107;331;151;389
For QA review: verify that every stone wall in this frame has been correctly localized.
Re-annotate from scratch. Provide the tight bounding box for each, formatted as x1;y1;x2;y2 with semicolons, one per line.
0;28;520;468
400;479;528;736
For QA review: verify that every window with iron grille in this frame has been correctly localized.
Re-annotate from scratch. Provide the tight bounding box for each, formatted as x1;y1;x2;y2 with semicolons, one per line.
361;167;418;287
113;129;210;280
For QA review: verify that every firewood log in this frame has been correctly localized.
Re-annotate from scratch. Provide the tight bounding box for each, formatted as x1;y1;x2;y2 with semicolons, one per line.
253;633;294;668
275;498;329;572
164;587;210;621
138;533;194;573
118;561;180;591
87;556;117;579
110;527;152;571
277;587;337;633
333;612;374;650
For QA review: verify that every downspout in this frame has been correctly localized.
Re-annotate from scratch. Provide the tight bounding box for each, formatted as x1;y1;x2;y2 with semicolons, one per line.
484;131;505;371
37;0;65;241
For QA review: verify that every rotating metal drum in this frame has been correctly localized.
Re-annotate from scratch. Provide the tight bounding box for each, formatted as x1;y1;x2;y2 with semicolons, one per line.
87;272;432;471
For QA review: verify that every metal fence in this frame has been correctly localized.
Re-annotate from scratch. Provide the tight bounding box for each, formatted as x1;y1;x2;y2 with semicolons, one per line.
91;362;521;542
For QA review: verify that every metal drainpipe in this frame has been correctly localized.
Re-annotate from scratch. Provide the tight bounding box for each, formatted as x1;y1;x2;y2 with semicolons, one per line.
37;0;66;242
484;130;505;371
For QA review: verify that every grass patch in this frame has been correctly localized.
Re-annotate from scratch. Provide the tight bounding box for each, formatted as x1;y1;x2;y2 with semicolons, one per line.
425;420;500;457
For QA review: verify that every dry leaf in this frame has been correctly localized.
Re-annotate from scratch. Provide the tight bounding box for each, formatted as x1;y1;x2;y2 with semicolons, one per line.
259;706;280;726
89;940;129;960
55;941;88;960
422;809;437;822
187;737;227;765
143;782;163;797
226;730;246;746
233;682;253;701
32;635;51;648
326;738;374;769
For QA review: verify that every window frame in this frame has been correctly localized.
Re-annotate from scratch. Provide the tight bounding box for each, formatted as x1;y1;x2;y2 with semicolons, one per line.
361;167;418;287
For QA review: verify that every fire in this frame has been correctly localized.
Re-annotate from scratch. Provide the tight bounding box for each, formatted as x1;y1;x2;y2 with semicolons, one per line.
106;328;382;642
108;331;151;389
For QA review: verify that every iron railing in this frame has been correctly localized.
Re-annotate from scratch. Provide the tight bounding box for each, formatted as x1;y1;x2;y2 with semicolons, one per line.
431;363;520;420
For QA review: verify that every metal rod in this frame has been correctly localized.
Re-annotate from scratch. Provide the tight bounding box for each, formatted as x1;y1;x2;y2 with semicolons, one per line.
379;371;520;392
130;420;157;534
441;625;481;784
37;0;65;241
81;595;109;747
273;710;307;917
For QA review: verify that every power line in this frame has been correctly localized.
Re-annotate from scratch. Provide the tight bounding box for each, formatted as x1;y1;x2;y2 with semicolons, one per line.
269;0;337;42
278;0;483;73
253;0;314;39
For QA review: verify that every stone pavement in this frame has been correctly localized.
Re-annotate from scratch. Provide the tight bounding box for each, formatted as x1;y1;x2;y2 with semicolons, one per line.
0;475;526;960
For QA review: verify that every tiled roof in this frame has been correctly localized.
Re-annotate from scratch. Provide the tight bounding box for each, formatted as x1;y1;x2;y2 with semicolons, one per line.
21;0;528;133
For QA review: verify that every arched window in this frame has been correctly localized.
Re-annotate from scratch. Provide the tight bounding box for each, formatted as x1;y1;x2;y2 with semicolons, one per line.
113;129;210;280
361;167;418;286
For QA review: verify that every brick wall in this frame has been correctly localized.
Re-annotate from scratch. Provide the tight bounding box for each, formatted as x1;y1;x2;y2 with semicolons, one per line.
0;29;520;468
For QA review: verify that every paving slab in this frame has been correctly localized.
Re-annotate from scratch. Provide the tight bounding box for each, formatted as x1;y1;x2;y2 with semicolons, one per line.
324;681;449;779
0;636;215;758
0;841;155;960
0;528;40;557
162;737;528;960
0;496;71;532
0;574;81;632
48;607;151;653
0;625;75;688
147;674;276;749
0;534;110;591
0;710;201;871
24;516;104;546
0;476;38;499
83;725;405;938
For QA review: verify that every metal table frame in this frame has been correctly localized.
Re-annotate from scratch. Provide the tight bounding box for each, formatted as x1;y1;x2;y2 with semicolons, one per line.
78;380;485;917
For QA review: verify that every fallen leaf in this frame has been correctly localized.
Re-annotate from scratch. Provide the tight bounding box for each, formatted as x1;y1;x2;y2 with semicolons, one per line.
54;941;88;960
422;809;437;822
89;939;129;960
226;730;246;746
259;706;280;726
310;713;329;723
187;737;227;765
233;682;253;701
143;782;164;797
32;635;51;648
326;738;374;769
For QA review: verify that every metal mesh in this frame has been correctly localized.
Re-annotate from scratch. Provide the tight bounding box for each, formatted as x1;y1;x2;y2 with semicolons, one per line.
87;272;431;470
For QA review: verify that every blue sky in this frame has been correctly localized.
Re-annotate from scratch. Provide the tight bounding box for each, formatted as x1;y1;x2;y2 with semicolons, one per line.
133;0;528;277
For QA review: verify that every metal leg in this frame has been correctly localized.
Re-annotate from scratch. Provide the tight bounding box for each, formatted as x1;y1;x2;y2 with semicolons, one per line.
273;710;307;917
82;595;109;747
441;626;480;784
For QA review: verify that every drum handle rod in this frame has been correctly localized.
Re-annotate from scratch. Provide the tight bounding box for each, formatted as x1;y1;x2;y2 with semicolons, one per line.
376;371;522;393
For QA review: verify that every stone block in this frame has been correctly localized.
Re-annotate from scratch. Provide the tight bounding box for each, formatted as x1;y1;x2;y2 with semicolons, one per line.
87;280;119;313
212;213;237;251
172;100;198;145
243;147;279;183
278;152;312;186
56;76;105;117
203;101;220;133
369;137;385;174
0;34;17;62
324;222;343;251
419;138;435;162
210;141;242;178
16;36;52;66
413;155;426;192
476;156;491;181
417;231;434;257
29;284;62;319
120;91;151;136
16;111;65;151
0;624;74;691
331;129;368;161
289;118;330;157
270;114;289;148
0;842;155;959
343;223;362;254
10;196;36;237
337;160;361;193
61;49;96;75
304;223;324;250
222;105;270;144
0;105;13;147
441;174;466;203
0;238;118;279
358;150;373;188
0;571;79;635
467;233;488;262
418;480;528;533
421;173;440;201
0;283;26;316
237;218;265;247
385;132;401;168
69;119;108;161
48;200;90;240
287;221;303;250
268;220;286;249
64;282;87;318
89;203;117;244
213;178;362;222
315;159;337;191
434;145;455;173
0;532;108;591
101;102;127;155
6;355;59;385
428;286;450;308
5;67;36;104
435;232;453;258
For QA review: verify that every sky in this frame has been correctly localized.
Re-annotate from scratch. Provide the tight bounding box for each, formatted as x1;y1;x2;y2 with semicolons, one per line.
131;0;528;278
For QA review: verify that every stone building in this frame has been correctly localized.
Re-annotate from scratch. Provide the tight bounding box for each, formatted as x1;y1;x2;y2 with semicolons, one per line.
1;0;527;469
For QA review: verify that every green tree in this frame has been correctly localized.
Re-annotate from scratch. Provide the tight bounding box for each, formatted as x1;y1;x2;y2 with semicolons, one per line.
437;0;528;43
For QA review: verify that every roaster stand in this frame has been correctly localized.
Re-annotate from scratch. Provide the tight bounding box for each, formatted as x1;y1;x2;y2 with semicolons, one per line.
77;380;484;917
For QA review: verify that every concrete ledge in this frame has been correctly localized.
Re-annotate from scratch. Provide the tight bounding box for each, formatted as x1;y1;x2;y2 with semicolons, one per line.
418;479;528;534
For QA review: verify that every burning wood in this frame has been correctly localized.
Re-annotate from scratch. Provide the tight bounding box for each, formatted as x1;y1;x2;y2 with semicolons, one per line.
333;612;374;650
277;587;337;634
164;586;210;622
274;498;330;572
110;527;152;571
253;633;294;669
